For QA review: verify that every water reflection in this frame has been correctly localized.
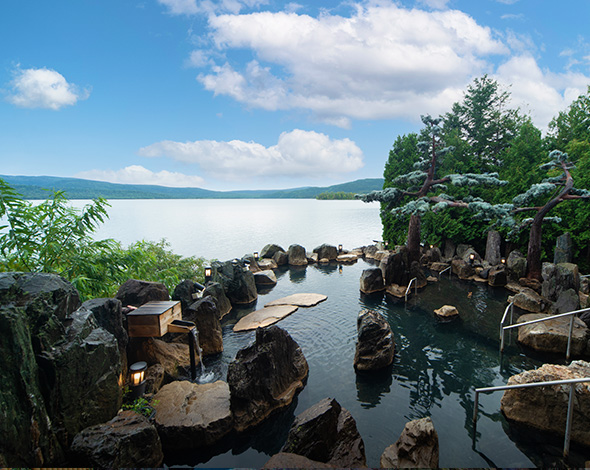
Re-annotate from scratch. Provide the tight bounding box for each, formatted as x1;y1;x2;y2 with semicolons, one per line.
288;265;307;283
355;366;393;408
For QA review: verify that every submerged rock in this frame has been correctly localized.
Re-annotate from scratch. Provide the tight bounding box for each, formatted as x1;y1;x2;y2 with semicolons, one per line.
281;397;366;468
380;417;439;468
434;305;459;320
233;305;298;332
70;410;163;468
227;325;309;432
354;309;395;371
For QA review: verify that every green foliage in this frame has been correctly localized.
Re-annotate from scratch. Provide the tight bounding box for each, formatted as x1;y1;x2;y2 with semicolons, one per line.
0;179;208;301
316;191;356;200
121;387;159;418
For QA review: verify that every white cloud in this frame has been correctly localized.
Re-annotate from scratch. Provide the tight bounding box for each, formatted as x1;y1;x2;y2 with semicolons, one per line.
198;4;508;125
75;165;205;187
417;0;450;10
138;129;364;180
495;55;590;130
7;67;89;110
157;0;267;15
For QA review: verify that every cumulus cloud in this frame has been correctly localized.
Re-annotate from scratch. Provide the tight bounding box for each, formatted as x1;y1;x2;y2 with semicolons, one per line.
138;129;364;180
75;165;205;187
494;55;590;130
158;0;267;15
197;4;508;125
417;0;451;9
7;67;89;110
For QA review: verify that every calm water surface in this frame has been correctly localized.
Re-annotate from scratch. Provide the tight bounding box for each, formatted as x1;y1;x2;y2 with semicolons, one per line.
76;199;582;467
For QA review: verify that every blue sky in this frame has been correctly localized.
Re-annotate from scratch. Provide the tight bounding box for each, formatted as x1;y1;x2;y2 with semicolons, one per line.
1;0;589;191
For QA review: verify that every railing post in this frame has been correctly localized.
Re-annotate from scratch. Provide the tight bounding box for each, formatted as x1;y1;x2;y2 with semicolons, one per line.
500;328;505;353
564;382;575;459
566;314;575;362
473;390;479;429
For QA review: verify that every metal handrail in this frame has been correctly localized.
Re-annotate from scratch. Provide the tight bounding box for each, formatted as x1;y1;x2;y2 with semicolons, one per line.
500;306;590;361
473;377;590;459
439;265;451;279
499;302;514;352
405;277;417;302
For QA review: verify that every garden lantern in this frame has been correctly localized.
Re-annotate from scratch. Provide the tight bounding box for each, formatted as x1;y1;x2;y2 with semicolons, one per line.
129;361;147;398
338;244;343;253
254;252;259;260
204;267;212;282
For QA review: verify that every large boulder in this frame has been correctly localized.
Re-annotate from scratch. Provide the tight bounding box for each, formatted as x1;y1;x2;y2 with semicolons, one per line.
484;230;502;266
153;380;233;450
202;282;232;319
508;287;549;313
313;244;338;261
227;326;309;432
115;279;169;307
69;410;163;468
254;270;278;286
273;250;289;266
130;337;194;380
281;397;366;468
359;268;385;294
501;361;590;447
260;243;286;259
212;260;258;305
184;296;223;356
434;305;459;321
487;266;507;287
354;309;395;371
380;417;439;468
451;258;474;280
542;262;580;302
550;288;580;314
288;244;308;266
506;250;527;281
516;313;590;357
263;452;333;468
554;232;573;264
172;279;201;312
381;249;410;286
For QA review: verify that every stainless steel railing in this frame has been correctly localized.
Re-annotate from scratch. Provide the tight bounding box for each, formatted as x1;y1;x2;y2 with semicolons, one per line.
439;265;451;279
405;277;417;302
473;377;590;458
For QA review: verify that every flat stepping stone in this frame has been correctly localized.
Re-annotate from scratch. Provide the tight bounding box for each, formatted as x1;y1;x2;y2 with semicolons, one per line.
265;293;327;308
233;305;299;332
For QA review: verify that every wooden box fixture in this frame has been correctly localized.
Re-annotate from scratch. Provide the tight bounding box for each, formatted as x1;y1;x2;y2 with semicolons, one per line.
127;300;183;338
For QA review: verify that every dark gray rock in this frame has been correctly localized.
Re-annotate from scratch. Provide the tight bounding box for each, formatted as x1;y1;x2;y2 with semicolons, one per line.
144;363;165;394
487;266;507;287
202;282;232;319
380;248;410;286
360;268;385;294
363;245;379;259
507;250;527;281
485;230;502;266
554;232;573;264
443;238;456;260
313;244;338;261
550;288;580;315
263;452;333;468
281;397;366;468
184;296;223;356
451;259;474;280
211;260;257;306
273;250;288;266
420;246;441;265
380;417;439;468
288;244;308;266
260;244;286;259
227;326;309;432
115;279;169;307
69;410;163;468
542;262;580;302
172;279;201;312
253;270;278;286
354;309;395;371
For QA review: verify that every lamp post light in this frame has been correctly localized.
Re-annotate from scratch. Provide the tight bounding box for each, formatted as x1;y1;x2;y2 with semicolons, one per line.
469;253;475;265
338;244;343;253
129;361;147;398
254;251;259;260
204;267;212;283
501;258;506;265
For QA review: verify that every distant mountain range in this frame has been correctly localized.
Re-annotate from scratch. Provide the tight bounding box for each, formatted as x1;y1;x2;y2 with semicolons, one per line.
0;175;384;200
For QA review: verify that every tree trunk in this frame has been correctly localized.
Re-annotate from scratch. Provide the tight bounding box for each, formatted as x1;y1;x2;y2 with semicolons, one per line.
407;214;421;264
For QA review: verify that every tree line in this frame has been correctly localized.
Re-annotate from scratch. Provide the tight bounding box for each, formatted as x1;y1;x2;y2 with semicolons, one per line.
361;76;590;278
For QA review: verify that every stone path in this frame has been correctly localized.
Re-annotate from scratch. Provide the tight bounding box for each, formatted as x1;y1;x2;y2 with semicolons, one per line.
265;293;327;307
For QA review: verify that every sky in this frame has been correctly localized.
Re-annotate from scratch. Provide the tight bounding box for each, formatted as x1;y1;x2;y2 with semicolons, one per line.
1;0;589;191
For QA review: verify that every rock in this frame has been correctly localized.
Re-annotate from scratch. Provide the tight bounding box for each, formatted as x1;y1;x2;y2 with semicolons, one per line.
443;239;455;260
360;268;385;294
263;452;333;468
456;244;470;258
434;305;459;320
554;232;573;264
363;245;379;259
81;297;128;369
307;252;319;263
374;250;390;261
69;410;163;468
429;262;449;272
153;380;233;450
386;284;407;298
172;279;201;311
501;361;590;447
115;279;169;307
260;243;286;259
273;250;289;266
254;270;278;286
41;307;122;449
242;253;262;272
144;363;165;394
233;305;299;332
506;250;527;281
202;282;232;319
519;277;542;293
258;258;278;270
313;244;338;261
427;276;438;283
516;313;589;356
479;267;490;279
380;417;439;468
227;326;309;432
487;266;507;287
550;288;580;314
580;291;589;310
461;247;481;265
265;293;328;307
184;296;223;356
381;249;410;286
420;247;441;265
582;277;590;295
542;262;580;302
354;309;395;371
451;259;474;280
288;244;308;266
131;337;194;380
212;260;257;305
337;253;358;263
281;397;366;467
508;287;549;313
484;230;502;266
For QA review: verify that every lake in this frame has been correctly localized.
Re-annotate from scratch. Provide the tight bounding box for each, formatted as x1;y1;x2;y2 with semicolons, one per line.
77;198;581;467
